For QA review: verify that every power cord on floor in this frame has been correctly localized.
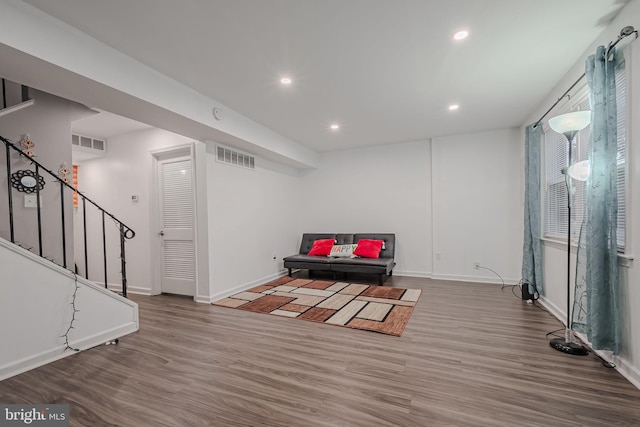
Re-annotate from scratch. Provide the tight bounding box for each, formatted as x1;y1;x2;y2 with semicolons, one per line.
482;266;548;313
477;264;504;288
502;278;551;316
510;283;521;298
545;328;565;339
481;266;541;306
479;265;543;311
519;279;541;302
594;352;616;369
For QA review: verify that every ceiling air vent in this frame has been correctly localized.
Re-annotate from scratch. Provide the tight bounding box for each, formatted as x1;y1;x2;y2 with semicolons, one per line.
216;145;255;170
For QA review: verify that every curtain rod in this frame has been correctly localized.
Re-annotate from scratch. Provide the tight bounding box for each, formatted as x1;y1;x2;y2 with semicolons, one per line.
532;25;638;129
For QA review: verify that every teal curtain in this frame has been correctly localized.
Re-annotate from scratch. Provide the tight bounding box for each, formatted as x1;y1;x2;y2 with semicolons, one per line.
572;45;621;354
522;124;543;295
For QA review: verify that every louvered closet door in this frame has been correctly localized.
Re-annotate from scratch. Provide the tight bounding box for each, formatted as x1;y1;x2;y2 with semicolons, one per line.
159;157;195;296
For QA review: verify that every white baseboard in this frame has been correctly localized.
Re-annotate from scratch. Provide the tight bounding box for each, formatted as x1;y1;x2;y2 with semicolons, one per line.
394;270;432;278
537;295;566;326
430;273;519;285
106;282;152;295
614;355;640;390
0;322;138;381
287;268;517;285
208;270;289;303
195;295;215;304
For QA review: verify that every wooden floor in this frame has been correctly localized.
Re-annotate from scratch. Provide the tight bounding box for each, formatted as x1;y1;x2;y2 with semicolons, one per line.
2;274;640;427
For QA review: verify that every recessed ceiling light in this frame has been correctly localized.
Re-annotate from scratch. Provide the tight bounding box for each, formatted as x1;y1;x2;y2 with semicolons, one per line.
448;104;460;111
453;30;469;41
280;77;292;85
330;123;340;130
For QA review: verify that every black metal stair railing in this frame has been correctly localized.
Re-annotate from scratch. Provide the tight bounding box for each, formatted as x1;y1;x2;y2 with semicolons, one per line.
1;135;135;297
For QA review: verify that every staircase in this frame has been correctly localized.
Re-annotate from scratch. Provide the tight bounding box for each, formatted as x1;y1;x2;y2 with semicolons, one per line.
0;238;139;380
1;110;139;380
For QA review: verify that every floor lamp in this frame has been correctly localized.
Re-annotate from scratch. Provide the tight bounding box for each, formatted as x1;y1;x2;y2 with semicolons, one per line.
548;111;591;356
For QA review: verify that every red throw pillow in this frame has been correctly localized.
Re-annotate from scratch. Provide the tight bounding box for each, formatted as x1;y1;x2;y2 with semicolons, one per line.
353;239;384;258
308;239;336;256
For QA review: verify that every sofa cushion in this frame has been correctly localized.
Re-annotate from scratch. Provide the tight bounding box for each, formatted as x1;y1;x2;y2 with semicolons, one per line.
308;239;336;256
283;254;333;264
331;257;394;267
282;254;333;272
353;239;384;258
354;234;395;259
329;244;358;258
298;234;336;254
331;257;396;274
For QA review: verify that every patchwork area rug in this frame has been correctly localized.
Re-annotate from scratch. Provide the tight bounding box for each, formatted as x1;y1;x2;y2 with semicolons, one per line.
212;276;421;336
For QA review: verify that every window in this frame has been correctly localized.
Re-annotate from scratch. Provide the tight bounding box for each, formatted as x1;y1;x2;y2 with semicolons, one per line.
543;59;626;250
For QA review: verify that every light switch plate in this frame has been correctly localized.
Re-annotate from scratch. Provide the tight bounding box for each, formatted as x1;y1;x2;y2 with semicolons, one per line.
24;194;42;208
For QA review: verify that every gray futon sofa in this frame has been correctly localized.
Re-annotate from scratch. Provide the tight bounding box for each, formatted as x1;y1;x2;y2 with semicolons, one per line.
283;233;396;285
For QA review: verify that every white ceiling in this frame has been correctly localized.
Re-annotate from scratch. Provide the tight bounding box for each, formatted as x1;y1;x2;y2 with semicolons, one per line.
22;0;628;152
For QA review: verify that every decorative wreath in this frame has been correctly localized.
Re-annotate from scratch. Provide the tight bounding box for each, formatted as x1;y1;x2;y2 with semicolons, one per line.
10;169;46;193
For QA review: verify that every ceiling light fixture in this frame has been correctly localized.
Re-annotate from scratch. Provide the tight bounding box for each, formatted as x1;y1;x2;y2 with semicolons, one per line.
330;124;340;130
280;77;292;85
453;30;469;41
448;104;459;111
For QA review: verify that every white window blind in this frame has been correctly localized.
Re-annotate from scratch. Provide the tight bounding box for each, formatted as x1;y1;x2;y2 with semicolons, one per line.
615;61;626;249
544;129;569;238
543;59;626;250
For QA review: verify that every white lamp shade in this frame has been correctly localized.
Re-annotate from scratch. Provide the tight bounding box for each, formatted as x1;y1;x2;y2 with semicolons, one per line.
567;160;590;181
548;111;591;133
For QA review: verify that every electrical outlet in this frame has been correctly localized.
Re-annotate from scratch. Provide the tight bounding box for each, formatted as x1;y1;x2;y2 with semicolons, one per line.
474;261;480;269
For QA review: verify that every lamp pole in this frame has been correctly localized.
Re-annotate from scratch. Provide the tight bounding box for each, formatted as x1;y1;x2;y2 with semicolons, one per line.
547;111;590;355
565;137;573;345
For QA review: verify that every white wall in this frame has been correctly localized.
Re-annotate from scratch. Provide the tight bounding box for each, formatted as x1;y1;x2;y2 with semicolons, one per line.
299;140;432;277
74;125;302;302
75;127;193;294
297;136;522;283
0;239;138;380
206;144;302;300
0;89;94;267
432;128;523;283
521;0;640;388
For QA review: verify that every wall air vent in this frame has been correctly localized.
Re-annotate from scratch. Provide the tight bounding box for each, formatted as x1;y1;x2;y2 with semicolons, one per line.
71;133;107;162
216;145;255;170
72;134;105;151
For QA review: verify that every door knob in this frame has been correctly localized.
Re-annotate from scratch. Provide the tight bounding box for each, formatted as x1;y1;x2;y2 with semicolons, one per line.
159;231;165;236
